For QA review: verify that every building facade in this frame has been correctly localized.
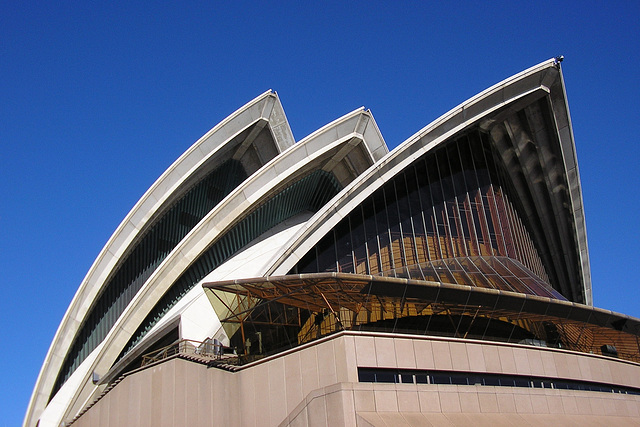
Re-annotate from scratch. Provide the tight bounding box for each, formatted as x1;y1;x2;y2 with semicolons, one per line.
25;59;640;426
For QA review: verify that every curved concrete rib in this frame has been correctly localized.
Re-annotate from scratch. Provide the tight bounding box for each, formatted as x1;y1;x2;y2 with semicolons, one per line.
25;90;295;427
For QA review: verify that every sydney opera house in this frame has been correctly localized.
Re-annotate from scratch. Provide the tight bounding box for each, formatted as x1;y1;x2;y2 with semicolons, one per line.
25;58;640;426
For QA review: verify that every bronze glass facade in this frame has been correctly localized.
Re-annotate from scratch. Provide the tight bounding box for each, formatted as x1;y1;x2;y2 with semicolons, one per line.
294;129;558;299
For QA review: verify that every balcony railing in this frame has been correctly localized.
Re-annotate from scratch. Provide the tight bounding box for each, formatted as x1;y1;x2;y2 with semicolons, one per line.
140;339;231;366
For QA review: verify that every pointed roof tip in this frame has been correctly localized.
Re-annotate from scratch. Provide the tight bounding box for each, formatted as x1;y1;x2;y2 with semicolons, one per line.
553;55;564;68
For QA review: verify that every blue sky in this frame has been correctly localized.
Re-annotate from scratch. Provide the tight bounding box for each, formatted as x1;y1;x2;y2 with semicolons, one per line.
2;1;639;425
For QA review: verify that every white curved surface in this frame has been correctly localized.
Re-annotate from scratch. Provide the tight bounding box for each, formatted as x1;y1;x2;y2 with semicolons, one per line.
25;91;295;427
31;107;386;426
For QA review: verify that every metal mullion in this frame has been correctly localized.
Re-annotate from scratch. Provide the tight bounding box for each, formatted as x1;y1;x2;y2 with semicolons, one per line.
352;206;368;275
202;244;213;274
298;179;308;211
197;177;209;217
480;138;507;256
419;259;438;282
479;290;503;342
220;230;231;260
452;196;468;257
418;157;436;261
433;259;457;284
520;213;544;279
455;134;473;193
318;176;334;208
496;191;517;260
505;297;528;343
381;185;395;272
469;215;488;256
475;189;493;256
126;247;136;313
486;185;509;256
299;173;311;204
281;189;292;221
483;256;522;293
347;215;356;274
493;188;512;258
413;160;432;262
186;183;196;219
397;172;414;265
306;174;318;208
385;182;403;271
318;175;336;208
393;178;409;269
370;197;384;275
235;218;245;252
185;185;196;224
404;167;423;266
234;222;245;254
361;199;376;274
265;197;275;229
466;133;484;193
252;207;259;239
493;257;536;295
426;153;445;260
475;257;512;290
361;203;373;275
309;176;321;209
213;239;224;266
166;207;178;252
514;204;537;275
451;258;476;287
222;229;233;259
435;149;456;258
277;190;287;223
513;203;534;273
460;257;494;289
505;199;526;265
459;137;482;257
471;135;497;256
482;130;503;189
429;207;443;259
331;228;339;273
445;141;469;257
241;219;250;251
462;193;479;256
313;178;327;210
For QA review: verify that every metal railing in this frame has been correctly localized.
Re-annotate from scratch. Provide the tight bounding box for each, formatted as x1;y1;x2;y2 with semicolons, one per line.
140;339;229;366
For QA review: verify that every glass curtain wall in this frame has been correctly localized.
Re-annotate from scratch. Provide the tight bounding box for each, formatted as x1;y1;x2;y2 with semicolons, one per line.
294;129;552;292
52;159;248;396
117;170;343;363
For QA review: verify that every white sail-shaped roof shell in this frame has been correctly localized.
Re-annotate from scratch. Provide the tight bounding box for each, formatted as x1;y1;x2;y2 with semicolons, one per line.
26;59;591;427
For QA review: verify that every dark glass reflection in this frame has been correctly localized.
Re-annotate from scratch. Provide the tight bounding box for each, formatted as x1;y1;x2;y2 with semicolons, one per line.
292;129;551;293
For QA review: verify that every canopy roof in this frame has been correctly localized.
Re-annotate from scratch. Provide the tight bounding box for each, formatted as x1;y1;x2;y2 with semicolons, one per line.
203;272;640;363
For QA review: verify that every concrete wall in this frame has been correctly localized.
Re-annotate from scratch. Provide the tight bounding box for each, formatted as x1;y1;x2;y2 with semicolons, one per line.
71;332;640;427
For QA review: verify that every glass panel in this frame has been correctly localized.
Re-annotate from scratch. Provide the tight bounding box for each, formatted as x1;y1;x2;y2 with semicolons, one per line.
374;189;393;272
407;167;428;263
363;198;381;275
350;207;368;274
397;174;418;267
335;218;354;273
419;261;443;282
316;231;337;272
385;182;405;270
